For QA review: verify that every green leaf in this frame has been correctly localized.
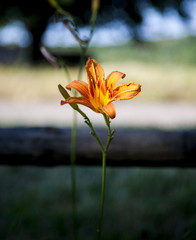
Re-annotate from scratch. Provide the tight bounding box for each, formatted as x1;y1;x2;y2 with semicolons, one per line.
58;84;78;110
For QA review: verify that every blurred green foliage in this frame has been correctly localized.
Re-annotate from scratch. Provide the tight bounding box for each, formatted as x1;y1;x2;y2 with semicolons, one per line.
0;166;196;240
50;36;196;66
1;37;196;102
93;37;196;66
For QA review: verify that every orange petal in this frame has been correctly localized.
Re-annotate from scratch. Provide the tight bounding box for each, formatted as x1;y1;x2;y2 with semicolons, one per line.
85;58;105;91
99;103;116;119
66;80;89;99
61;96;97;112
106;71;126;89
113;82;141;101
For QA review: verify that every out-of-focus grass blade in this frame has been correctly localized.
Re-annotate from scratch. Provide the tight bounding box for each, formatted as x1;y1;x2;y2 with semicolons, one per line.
40;46;62;69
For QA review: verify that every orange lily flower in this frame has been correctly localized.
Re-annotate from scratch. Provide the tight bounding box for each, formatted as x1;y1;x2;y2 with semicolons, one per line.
61;58;141;119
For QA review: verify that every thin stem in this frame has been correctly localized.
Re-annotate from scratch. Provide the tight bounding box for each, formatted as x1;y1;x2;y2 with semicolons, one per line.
76;107;104;152
70;40;89;240
70;110;78;240
69;24;93;240
75;109;114;240
59;59;72;83
97;150;106;240
77;47;87;81
103;114;115;152
62;4;99;239
54;2;99;240
69;44;86;240
97;114;115;240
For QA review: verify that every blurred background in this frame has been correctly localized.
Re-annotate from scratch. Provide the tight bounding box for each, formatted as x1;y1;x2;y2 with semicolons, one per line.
0;0;196;127
0;0;196;239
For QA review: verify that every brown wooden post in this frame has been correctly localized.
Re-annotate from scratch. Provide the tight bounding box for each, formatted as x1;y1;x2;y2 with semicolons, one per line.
0;127;196;167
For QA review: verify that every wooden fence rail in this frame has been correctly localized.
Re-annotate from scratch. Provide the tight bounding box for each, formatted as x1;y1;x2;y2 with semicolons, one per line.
0;127;196;167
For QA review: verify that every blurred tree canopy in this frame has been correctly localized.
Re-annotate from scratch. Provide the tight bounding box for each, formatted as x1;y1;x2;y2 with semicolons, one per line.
0;0;189;62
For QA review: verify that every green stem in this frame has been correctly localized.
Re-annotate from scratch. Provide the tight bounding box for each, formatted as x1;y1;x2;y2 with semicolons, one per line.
97;114;115;240
70;40;88;240
76;107;104;152
56;2;99;240
69;45;86;240
59;59;72;83
69;30;91;240
97;150;106;240
103;114;115;152
66;4;99;238
75;109;114;240
78;46;87;77
71;109;78;240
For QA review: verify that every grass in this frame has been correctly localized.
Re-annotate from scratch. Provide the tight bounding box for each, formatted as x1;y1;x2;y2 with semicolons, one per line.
0;166;196;240
0;61;195;101
51;36;196;66
90;36;196;66
0;37;196;101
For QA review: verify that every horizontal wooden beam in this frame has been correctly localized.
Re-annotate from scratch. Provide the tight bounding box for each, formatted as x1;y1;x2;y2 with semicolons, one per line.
0;127;196;167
